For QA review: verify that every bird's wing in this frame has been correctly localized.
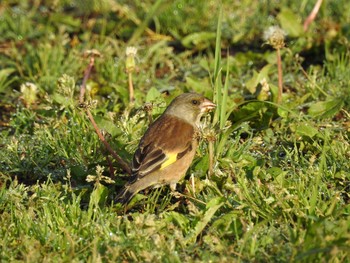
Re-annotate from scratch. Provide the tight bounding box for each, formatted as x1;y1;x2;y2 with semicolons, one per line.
131;114;196;179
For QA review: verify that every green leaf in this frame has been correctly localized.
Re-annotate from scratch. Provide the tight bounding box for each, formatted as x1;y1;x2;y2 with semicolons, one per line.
146;87;161;102
52;93;73;107
0;68;16;93
185;76;211;94
89;183;108;211
95;116;122;137
245;65;272;94
49;13;81;30
185;196;225;244
211;211;238;235
213;6;223;126
277;107;289;118
128;0;164;44
165;211;190;233
308;98;344;118
181;32;216;48
0;68;15;81
194;153;209;174
232;101;267;124
295;123;319;138
267;167;284;177
277;8;303;37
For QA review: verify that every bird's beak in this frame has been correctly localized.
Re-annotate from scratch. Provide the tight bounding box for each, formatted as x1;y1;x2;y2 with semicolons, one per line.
200;99;216;113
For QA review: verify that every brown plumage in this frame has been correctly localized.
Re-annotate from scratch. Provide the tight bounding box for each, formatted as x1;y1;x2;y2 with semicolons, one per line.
116;92;215;205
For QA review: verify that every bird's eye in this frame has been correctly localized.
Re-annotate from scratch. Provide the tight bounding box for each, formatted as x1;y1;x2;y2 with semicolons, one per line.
192;99;199;105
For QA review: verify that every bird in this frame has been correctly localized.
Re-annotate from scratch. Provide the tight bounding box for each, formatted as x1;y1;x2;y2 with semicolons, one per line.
116;92;216;205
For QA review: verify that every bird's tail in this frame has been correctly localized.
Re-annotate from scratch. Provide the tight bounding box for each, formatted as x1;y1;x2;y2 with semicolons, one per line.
115;185;135;205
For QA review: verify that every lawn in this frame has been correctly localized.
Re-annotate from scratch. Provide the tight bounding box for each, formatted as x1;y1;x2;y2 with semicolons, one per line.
0;0;349;262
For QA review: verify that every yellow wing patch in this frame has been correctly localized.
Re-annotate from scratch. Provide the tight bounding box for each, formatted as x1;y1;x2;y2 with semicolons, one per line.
160;153;177;170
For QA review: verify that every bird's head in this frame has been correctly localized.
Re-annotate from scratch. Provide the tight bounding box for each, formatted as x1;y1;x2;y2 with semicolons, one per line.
165;92;216;125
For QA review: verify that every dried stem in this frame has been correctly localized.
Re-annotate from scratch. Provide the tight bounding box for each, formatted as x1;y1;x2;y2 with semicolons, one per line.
79;56;95;104
304;0;323;31
86;109;131;174
80;52;132;175
143;103;153;124
276;48;283;104
125;46;137;104
106;154;116;179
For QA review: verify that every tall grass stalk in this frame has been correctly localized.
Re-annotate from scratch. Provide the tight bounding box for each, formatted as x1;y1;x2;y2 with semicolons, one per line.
276;47;283;104
211;5;233;167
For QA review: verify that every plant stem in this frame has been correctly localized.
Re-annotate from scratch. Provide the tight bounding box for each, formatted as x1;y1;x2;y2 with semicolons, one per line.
128;72;135;103
79;56;95;104
80;54;132;175
208;140;214;178
86;109;131;174
277;48;283;104
303;0;323;31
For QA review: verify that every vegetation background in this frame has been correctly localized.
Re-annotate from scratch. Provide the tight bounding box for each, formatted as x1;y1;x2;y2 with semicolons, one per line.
0;0;349;261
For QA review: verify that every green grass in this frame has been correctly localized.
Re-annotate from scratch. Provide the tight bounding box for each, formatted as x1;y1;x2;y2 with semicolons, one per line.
1;0;350;262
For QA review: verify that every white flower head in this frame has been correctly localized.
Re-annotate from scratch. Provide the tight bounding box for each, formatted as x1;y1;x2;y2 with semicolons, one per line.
263;26;286;49
20;82;37;93
126;46;138;57
20;82;38;106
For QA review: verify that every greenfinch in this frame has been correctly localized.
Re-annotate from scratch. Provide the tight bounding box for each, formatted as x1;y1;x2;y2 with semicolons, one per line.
116;92;215;204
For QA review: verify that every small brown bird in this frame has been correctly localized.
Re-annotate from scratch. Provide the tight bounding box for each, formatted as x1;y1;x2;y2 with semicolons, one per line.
116;92;215;204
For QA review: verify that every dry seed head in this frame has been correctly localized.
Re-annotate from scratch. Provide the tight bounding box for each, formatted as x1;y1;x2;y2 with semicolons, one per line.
202;128;216;142
143;102;153;113
86;175;97;182
257;78;270;101
57;74;75;97
84;49;102;58
263;26;286;49
100;175;115;184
